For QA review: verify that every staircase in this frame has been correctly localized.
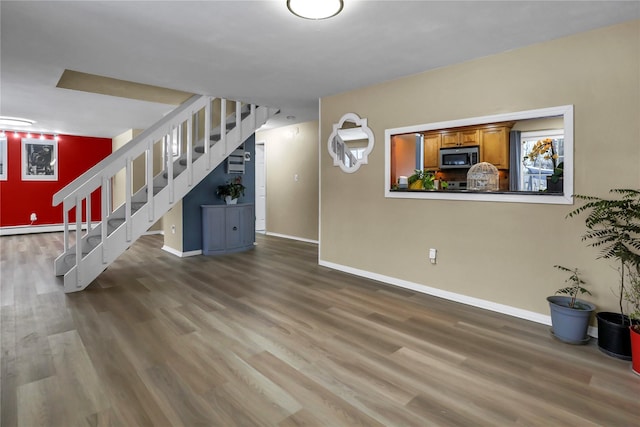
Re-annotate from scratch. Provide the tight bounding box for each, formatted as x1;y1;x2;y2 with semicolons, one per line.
52;95;278;293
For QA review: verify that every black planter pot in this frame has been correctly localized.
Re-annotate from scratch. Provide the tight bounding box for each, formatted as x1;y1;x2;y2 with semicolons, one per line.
546;176;563;193
596;312;632;360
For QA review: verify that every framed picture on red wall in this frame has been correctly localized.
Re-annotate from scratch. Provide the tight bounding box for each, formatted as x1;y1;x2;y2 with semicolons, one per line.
22;138;57;181
0;136;6;181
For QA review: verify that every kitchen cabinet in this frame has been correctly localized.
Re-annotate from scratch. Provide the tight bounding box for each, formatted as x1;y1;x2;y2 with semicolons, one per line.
480;127;510;169
441;129;480;147
202;204;255;255
423;132;441;169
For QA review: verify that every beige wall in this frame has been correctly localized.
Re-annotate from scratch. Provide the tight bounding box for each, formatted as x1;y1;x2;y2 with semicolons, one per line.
112;129;163;232
320;20;640;318
257;121;319;241
112;129;137;208
162;200;183;251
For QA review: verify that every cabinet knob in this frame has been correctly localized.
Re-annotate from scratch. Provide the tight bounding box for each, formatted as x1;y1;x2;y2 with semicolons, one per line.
232;226;238;231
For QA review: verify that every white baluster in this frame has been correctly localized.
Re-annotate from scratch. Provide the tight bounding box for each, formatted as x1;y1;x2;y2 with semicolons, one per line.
63;207;69;252
251;104;256;130
167;131;174;204
236;100;242;144
86;194;92;233
125;158;132;242
146;140;154;222
221;99;227;154
187;114;193;186
205;99;212;170
101;176;108;264
75;196;82;287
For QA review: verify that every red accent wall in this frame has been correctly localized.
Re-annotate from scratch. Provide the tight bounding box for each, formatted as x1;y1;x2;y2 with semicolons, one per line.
0;132;112;227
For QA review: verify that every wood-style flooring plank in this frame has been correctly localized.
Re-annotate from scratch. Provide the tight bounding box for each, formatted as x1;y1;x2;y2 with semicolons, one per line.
1;232;640;427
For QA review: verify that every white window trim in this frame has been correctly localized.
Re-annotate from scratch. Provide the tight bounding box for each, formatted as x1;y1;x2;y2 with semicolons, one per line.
384;105;574;205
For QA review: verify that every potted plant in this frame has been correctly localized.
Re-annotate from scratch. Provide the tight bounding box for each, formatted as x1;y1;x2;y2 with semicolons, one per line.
216;176;245;204
625;271;640;375
547;265;595;344
408;169;436;190
567;189;640;359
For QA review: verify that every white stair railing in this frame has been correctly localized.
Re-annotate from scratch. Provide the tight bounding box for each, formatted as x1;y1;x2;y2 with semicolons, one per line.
52;95;277;292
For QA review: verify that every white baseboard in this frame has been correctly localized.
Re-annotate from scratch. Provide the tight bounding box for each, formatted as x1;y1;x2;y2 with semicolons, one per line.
266;232;318;245
1;225;165;237
318;259;599;338
0;223;88;236
161;245;202;258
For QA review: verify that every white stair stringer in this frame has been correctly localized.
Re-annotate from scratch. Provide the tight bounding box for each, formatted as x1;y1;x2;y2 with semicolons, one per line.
53;96;278;293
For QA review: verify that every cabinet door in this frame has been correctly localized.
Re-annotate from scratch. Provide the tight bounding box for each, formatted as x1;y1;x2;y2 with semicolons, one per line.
423;133;441;169
460;129;480;146
240;205;255;247
481;127;509;169
225;206;243;249
441;131;459;148
202;207;226;254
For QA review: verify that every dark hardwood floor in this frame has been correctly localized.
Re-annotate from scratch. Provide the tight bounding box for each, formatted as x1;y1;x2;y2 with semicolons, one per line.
1;232;639;426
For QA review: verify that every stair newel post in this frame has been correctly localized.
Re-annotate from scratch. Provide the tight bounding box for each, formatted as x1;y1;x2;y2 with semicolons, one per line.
236;101;242;144
205;98;212;170
187;114;193;186
125;158;132;242
145;140;154;223
101;176;108;264
75;196;82;287
221;98;227;155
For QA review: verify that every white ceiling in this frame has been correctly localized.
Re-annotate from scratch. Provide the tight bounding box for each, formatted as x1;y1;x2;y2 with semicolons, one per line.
1;1;638;138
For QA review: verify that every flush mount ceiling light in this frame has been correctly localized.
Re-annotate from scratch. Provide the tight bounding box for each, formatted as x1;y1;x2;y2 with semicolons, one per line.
287;0;343;20
0;116;35;127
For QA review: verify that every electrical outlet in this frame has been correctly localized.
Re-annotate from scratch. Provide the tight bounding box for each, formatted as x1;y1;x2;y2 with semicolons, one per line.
429;248;437;264
30;213;37;222
171;224;176;234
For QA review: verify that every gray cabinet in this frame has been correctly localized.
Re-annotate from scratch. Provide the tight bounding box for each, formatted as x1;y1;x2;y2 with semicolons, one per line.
201;204;255;255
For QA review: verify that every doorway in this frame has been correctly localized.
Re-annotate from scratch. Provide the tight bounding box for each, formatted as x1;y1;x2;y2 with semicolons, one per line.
255;142;266;232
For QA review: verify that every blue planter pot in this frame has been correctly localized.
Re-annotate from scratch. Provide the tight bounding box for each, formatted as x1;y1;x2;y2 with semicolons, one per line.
547;296;595;344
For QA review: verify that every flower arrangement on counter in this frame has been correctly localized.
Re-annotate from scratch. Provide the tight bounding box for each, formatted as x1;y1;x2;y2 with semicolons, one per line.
524;137;563;184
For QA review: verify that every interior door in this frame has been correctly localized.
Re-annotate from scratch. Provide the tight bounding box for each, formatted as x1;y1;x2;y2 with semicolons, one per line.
255;142;266;231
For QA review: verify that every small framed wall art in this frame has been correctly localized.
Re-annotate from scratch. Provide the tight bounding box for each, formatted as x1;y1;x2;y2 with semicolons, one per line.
22;138;58;181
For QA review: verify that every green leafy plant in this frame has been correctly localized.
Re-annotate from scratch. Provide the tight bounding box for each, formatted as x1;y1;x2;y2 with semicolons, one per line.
624;271;640;327
567;189;640;322
550;161;564;184
216;176;246;200
554;265;592;309
408;169;436;190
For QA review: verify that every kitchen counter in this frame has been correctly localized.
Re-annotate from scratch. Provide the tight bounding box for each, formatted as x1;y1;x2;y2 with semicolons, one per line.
391;189;564;196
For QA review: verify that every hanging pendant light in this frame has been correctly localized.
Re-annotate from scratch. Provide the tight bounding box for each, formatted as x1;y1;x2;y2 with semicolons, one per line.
287;0;343;20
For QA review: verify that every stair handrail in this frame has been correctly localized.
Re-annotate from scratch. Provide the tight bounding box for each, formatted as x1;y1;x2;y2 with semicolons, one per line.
52;94;207;210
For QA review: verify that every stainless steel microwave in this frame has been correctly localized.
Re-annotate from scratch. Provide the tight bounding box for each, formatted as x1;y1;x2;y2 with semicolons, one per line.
439;146;480;169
